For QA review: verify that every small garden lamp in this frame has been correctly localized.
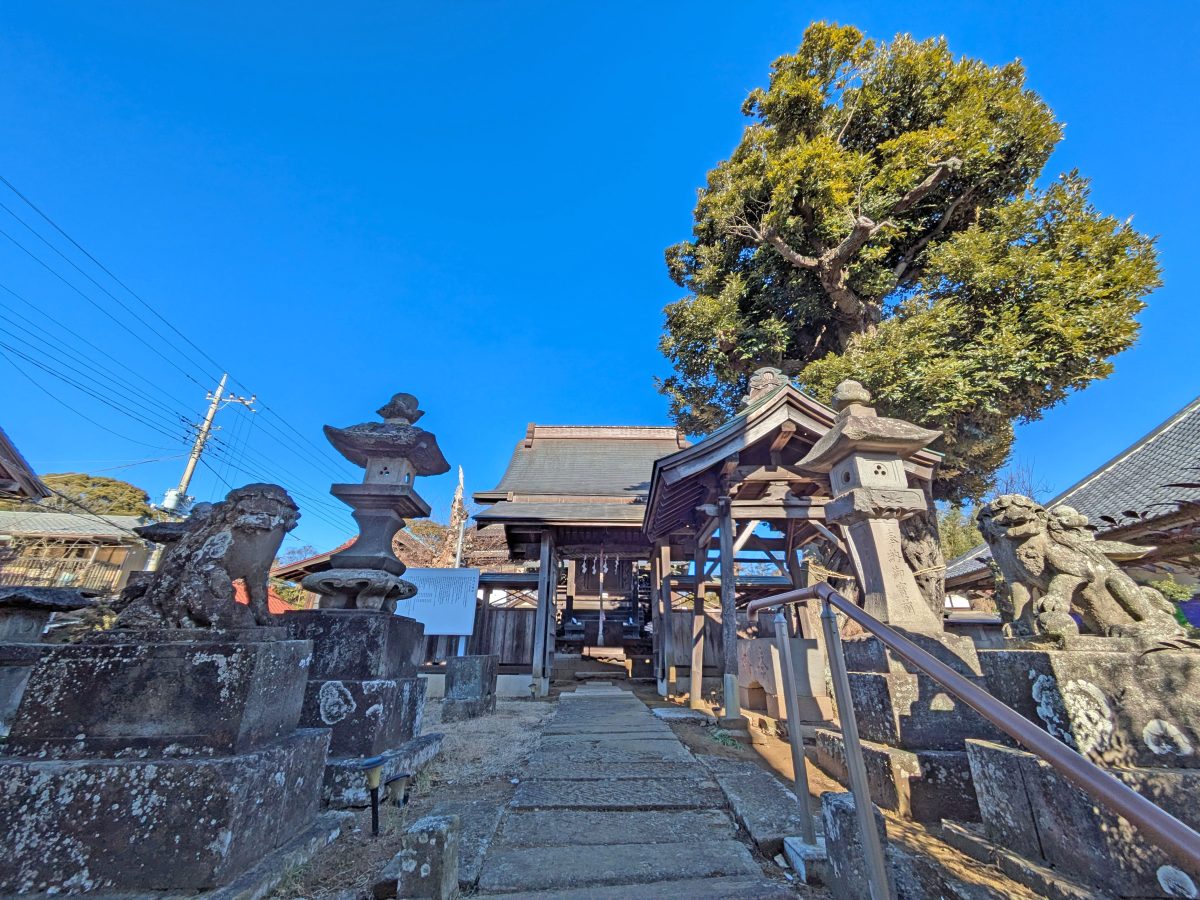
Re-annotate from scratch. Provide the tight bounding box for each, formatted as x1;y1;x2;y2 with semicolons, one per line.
355;755;386;836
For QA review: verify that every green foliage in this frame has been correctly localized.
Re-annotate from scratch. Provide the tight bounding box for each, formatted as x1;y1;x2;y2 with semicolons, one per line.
660;22;1160;500
1149;576;1196;603
0;472;154;517
937;504;982;559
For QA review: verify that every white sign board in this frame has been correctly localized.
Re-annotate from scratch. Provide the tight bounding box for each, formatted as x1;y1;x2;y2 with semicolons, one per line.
395;568;480;636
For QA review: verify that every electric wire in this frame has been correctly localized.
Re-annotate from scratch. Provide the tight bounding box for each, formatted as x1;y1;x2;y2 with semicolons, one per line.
0;346;180;451
0;309;195;428
0;174;353;476
0;340;191;446
0;223;212;391
0;281;199;421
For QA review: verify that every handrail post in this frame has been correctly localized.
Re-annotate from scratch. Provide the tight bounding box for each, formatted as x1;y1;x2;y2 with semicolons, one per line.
820;597;893;900
774;611;817;844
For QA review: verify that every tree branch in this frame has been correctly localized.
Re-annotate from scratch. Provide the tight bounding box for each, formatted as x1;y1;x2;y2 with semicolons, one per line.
893;187;973;282
762;228;819;269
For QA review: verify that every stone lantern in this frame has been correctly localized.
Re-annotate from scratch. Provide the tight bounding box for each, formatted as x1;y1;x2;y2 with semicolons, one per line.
797;379;942;632
302;392;450;610
287;392;449;807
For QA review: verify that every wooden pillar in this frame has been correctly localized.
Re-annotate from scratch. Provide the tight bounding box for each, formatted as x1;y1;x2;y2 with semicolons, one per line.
690;542;707;709
649;542;663;694
659;542;676;696
532;530;556;697
718;497;742;721
564;559;576;621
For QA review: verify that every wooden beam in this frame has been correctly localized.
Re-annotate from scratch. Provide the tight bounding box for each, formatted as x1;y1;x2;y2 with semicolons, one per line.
731;520;760;557
769;421;797;466
728;497;827;520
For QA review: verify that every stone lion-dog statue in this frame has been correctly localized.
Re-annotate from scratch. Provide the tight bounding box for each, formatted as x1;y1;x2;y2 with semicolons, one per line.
116;483;301;629
977;494;1184;642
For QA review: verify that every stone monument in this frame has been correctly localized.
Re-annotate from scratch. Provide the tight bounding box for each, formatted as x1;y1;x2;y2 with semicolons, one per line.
442;653;499;721
799;381;998;822
0;483;336;895
287;392;448;807
959;494;1200;897
0;587;97;738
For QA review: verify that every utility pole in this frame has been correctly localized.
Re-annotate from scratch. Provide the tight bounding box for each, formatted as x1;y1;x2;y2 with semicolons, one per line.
160;373;256;515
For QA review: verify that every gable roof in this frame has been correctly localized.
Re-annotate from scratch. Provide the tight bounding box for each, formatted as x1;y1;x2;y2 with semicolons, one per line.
0;427;49;501
643;380;941;540
474;424;688;528
0;510;146;542
947;393;1200;584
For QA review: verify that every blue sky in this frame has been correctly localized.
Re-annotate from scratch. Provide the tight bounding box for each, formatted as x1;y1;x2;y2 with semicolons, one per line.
1;2;1197;552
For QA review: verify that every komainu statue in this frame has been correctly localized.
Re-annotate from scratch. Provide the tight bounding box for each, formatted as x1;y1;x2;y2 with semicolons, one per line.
116;483;300;629
977;494;1184;641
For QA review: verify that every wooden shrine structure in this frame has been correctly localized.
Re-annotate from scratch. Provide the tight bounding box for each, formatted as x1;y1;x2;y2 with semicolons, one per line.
642;368;941;717
474;425;690;693
473;372;943;712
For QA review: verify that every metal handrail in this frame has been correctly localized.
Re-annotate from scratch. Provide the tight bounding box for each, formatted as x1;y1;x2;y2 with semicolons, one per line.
747;584;1200;880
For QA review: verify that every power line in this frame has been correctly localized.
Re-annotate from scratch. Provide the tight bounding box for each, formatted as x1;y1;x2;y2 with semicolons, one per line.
0;197;222;386
0;223;212;391
0;281;198;421
0;339;191;447
0;346;178;451
0;310;194;428
0;175;355;481
0;174;231;388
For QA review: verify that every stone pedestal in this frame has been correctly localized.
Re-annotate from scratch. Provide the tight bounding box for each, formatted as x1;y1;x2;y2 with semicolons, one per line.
442;653;499;722
961;645;1200;897
737;636;831;722
0;627;329;894
287;609;442;807
810;632;999;822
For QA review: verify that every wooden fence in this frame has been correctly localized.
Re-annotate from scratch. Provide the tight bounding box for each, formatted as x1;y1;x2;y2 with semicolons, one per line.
468;604;536;666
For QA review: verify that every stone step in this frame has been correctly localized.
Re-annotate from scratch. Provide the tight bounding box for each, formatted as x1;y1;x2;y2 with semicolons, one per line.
709;767;820;856
479;875;796;899
523;760;699;781
476;840;761;894
494;809;737;848
526;739;696;765
510;775;723;811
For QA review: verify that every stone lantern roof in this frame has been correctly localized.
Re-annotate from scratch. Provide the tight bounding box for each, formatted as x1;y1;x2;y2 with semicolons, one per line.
797;380;941;475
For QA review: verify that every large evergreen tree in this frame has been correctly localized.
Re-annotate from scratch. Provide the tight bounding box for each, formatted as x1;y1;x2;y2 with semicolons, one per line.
661;22;1160;503
0;472;154;517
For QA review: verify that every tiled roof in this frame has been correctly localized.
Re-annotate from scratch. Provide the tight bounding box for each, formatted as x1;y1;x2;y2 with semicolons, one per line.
488;426;686;500
948;394;1200;583
475;501;648;525
233;581;298;615
0;510;146;541
475;424;686;528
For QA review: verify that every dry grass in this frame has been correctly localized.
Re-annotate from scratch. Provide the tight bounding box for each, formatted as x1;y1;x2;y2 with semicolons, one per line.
270;698;553;900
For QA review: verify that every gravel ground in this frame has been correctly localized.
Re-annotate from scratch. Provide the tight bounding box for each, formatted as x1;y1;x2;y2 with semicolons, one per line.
271;698;553;900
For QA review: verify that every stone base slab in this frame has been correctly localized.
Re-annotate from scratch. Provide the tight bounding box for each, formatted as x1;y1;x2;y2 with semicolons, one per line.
442;695;497;721
302;675;425;756
810;727;979;822
846;669;1002;750
285;609;423;681
0;729;329;894
322;732;443;808
7;635;311;758
967;738;1200;897
978;645;1200;769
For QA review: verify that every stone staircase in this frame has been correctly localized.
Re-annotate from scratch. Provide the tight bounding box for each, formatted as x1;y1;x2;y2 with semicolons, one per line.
474;683;795;897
